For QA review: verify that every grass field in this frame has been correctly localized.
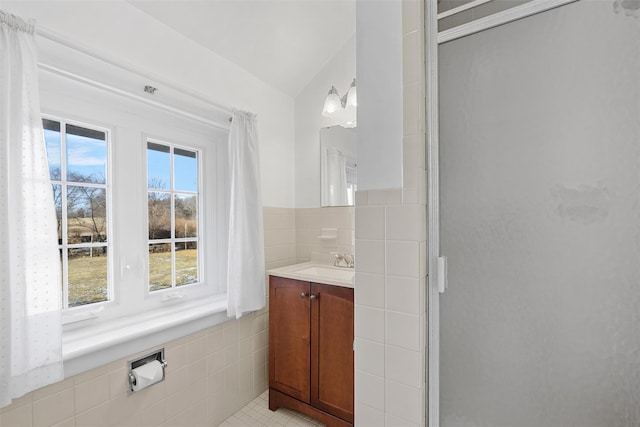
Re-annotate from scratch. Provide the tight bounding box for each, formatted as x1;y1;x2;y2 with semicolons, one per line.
68;249;198;307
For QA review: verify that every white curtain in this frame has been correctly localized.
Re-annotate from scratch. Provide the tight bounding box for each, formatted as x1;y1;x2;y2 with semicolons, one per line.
227;109;265;319
322;147;348;206
0;11;63;407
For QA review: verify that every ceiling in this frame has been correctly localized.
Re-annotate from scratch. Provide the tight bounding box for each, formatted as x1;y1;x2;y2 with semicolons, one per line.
127;0;356;97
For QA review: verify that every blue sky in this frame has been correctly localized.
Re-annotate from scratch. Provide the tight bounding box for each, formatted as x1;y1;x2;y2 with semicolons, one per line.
44;127;197;193
44;129;106;183
147;145;198;193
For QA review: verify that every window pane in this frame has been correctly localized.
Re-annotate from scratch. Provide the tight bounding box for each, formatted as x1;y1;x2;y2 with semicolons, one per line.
52;184;62;243
43;119;61;180
148;192;171;239
176;242;198;286
175;194;197;238
174;148;197;192
68;247;108;307
148;142;170;190
66;124;107;184
67;186;107;244
149;243;172;291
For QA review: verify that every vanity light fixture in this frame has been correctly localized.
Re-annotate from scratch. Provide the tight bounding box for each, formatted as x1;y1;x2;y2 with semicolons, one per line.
322;86;342;117
322;78;357;125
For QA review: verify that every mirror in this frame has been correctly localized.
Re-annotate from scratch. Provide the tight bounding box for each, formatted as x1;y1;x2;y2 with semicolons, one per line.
320;125;357;207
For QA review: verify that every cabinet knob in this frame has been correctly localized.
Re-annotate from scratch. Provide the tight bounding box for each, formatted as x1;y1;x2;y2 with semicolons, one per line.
310;294;317;301
300;292;307;298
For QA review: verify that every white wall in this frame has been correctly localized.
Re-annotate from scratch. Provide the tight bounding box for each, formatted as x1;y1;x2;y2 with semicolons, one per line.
356;0;404;191
294;35;356;208
3;0;296;208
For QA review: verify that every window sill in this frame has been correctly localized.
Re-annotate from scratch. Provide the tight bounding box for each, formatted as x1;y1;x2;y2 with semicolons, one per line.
62;295;228;377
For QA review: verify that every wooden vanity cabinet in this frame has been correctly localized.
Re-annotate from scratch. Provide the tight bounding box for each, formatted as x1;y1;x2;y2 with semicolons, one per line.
269;276;354;426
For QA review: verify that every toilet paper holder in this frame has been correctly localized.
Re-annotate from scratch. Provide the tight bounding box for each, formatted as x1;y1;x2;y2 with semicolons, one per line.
127;348;167;394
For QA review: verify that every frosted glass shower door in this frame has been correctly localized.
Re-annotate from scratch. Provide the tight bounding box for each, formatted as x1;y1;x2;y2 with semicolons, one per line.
439;1;640;426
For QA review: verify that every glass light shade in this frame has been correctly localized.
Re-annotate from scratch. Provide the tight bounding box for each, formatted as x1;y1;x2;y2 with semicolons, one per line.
322;86;342;118
346;79;357;109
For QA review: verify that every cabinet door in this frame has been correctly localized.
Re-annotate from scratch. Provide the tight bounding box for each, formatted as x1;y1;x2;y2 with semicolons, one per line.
269;276;311;402
310;283;354;423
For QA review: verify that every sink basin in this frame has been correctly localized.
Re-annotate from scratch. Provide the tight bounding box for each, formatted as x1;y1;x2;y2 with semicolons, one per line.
268;262;355;288
294;266;355;282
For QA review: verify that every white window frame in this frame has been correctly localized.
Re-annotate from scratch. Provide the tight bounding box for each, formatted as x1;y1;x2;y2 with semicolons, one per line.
40;76;228;351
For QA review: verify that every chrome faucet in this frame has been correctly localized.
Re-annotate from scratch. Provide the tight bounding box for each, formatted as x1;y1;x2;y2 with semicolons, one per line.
333;253;355;268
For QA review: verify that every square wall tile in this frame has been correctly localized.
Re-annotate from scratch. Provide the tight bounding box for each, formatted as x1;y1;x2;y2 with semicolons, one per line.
386;380;423;425
109;366;129;399
206;329;224;355
107;393;140;426
387;412;421;427
355;371;385;411
166;343;187;374
386;240;420;278
367;189;403;206
355;306;385;343
420;240;428;277
403;186;420;205
355;190;369;206
403;30;420;85
386;346;422;388
355;402;386;427
33;388;75;426
0;404;32;427
31;377;73;402
355;272;385;309
402;0;422;34
355;239;385;275
74;402;109;427
403;82;421;138
355;206;385;240
355;339;385;377
387;275;420;315
386;311;421;351
1;393;32;414
139;400;166;427
386;205;425;241
223;321;238;346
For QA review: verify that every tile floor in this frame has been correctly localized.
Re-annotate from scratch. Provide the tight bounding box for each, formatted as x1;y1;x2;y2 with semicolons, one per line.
219;391;326;427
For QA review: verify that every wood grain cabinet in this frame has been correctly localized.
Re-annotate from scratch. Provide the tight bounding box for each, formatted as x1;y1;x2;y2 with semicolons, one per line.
269;275;354;427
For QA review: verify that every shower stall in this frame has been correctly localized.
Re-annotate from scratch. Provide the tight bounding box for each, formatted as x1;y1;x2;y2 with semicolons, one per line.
428;0;640;425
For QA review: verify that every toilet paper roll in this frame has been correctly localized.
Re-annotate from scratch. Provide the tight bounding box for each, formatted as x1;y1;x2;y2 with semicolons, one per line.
131;360;164;391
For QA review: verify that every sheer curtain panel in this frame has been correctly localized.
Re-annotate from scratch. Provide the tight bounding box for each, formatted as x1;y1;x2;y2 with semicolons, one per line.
0;11;63;407
226;109;265;319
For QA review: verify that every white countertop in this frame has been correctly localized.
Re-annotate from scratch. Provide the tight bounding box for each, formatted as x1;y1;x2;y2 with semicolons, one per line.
267;262;355;288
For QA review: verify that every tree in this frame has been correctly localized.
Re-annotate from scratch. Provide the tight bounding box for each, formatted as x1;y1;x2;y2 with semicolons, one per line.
147;178;171;240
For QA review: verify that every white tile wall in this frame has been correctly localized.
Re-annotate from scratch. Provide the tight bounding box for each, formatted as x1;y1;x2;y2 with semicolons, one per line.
354;240;385;275
355;272;385;309
354;1;427;425
355;339;385;378
355;306;386;344
0;207;296;427
356;372;385;411
295;206;354;262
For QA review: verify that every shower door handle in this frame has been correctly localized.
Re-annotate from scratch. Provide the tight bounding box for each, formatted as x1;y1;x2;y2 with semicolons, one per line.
437;256;448;293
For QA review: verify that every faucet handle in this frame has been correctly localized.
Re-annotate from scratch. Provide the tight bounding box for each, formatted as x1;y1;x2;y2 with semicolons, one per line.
344;254;355;268
332;252;345;266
